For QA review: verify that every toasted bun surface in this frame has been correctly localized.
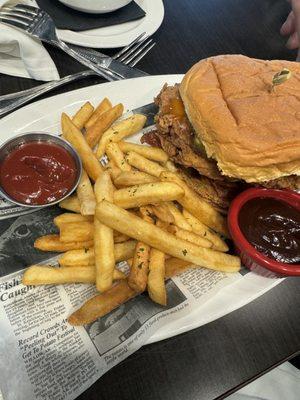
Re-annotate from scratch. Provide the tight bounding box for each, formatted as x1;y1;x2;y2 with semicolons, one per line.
179;55;300;183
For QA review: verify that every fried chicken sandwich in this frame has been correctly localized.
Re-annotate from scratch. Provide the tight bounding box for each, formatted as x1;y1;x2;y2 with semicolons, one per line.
142;55;300;212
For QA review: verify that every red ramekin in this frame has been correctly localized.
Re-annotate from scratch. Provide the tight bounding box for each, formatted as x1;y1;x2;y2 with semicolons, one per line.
228;188;300;276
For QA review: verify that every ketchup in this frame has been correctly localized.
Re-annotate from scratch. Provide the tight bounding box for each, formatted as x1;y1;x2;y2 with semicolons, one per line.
238;198;300;264
0;141;77;205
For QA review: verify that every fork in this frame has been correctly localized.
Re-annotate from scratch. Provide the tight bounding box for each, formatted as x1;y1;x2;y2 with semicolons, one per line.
0;34;155;117
69;32;154;69
0;3;144;82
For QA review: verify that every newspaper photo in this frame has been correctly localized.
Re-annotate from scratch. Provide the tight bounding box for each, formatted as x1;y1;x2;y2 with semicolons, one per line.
0;208;284;400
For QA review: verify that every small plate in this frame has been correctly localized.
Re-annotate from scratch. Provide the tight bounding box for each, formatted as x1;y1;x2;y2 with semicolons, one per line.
56;0;164;48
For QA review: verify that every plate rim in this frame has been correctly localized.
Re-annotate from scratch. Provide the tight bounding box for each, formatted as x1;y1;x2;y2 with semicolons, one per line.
0;74;181;131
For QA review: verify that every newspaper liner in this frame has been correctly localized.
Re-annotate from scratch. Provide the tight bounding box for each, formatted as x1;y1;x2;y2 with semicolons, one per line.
0;250;284;400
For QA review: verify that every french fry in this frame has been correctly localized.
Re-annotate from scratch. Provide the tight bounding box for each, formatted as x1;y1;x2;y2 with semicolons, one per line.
41;226;131;248
139;205;155;220
95;201;241;272
113;182;184;209
76;169;96;215
126;151;166;177
148;220;166;306
106;142;131;171
94;171;115;292
113;171;158;187
128;207;153;292
141;207;172;232
84;98;112;130
59;248;95;267
59;195;81;213
118;142;168;163
22;265;125;286
169;225;213;249
68;280;136;325
106;160;122;180
165;258;191;278
182;210;228;252
114;240;136;261
54;213;93;227
59;221;94;243
58;224;133;244
128;241;151;292
160;171;229;237
155;220;170;232
164;160;177;172
114;232;130;243
85;103;124;148
151;204;175;224
96;114;147;158
148;247;166;306
34;235;93;252
59;240;136;267
165;202;192;231
61;113;102;181
111;269;126;281
72;102;94;130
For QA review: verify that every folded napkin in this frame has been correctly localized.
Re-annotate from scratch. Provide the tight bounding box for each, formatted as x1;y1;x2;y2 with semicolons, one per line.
0;0;59;81
36;0;146;32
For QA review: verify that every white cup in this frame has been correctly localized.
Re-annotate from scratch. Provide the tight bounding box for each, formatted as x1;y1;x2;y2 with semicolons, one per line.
58;0;133;14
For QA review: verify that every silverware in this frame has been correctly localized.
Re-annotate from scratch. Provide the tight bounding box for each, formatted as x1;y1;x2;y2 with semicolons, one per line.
68;32;155;71
0;4;154;82
0;34;155;117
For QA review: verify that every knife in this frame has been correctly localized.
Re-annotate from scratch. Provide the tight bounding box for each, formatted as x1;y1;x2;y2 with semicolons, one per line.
0;102;158;219
125;102;157;127
69;44;149;79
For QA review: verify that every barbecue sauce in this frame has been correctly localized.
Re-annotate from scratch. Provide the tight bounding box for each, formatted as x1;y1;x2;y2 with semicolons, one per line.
238;198;300;264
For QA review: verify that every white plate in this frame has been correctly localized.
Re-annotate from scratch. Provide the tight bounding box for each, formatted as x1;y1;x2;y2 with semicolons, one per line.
56;0;164;48
0;75;283;344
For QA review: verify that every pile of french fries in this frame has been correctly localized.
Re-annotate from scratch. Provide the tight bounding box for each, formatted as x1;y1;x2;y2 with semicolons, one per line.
22;97;241;326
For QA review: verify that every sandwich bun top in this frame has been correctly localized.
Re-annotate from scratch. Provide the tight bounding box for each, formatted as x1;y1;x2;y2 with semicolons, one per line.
179;54;300;183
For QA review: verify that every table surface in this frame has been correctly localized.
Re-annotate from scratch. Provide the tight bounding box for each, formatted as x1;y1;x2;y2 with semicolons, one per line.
1;0;300;399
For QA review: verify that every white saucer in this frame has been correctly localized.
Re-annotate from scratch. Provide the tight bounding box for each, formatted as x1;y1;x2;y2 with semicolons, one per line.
56;0;164;48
